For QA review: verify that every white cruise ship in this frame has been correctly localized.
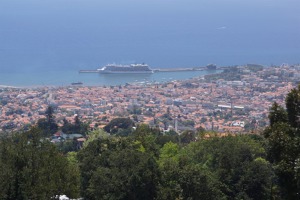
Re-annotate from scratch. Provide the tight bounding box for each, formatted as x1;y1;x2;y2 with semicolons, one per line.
97;63;153;74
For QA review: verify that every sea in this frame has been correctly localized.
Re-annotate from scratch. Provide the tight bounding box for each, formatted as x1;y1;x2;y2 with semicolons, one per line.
0;69;222;87
0;0;299;87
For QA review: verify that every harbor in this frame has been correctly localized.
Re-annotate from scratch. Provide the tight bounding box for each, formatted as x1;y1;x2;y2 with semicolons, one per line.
79;70;99;73
154;67;205;72
79;67;207;73
0;67;221;87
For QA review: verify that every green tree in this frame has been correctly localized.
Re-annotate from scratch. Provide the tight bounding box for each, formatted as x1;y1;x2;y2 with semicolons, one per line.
268;102;288;128
104;118;135;136
235;157;274;200
132;124;162;158
286;84;300;128
133;124;153;139
264;84;300;199
264;122;299;199
180;130;196;144
88;149;159;200
74;115;89;135
157;142;181;200
61;118;72;134
37;105;58;136
83;128;109;148
183;135;273;199
77;137;159;200
179;165;224;200
0;127;80;199
62;116;89;136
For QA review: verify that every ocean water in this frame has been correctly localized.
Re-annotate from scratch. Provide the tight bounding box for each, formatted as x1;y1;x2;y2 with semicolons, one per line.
0;69;221;87
0;0;299;86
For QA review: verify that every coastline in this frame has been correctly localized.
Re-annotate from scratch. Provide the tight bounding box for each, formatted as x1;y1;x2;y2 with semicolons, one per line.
0;69;223;88
0;85;19;88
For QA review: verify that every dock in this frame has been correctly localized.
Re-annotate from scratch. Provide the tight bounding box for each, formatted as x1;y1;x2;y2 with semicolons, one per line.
79;70;99;73
154;68;204;72
79;67;206;73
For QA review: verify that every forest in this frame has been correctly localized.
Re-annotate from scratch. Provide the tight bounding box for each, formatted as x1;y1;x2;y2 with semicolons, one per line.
0;85;300;200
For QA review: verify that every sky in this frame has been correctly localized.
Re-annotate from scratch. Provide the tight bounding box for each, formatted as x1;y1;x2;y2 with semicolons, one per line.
0;0;299;72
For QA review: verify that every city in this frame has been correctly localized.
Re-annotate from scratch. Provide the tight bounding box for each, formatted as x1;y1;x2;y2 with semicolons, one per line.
1;64;298;134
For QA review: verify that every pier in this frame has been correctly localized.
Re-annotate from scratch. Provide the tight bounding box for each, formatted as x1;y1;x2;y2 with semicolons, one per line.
79;67;206;73
79;70;99;73
154;68;204;72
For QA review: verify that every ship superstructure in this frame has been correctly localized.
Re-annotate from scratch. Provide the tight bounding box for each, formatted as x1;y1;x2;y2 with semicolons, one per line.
97;63;153;74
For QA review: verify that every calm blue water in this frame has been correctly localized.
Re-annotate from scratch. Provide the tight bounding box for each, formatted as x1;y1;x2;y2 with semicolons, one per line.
0;0;299;86
0;69;221;87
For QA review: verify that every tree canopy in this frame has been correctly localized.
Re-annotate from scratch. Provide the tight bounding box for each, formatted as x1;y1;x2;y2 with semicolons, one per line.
104;118;135;136
0;127;80;199
264;85;300;199
37;105;58;137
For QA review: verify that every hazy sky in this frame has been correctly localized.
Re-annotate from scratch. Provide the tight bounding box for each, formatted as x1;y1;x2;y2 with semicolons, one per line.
0;0;299;70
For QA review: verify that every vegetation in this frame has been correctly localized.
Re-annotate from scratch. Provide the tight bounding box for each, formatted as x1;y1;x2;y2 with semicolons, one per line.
263;84;300;199
1;84;300;199
37;105;58;137
0;128;79;199
61;115;89;136
103;117;135;136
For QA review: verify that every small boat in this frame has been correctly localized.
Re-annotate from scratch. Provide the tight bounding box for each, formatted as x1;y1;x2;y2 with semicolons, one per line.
71;82;83;85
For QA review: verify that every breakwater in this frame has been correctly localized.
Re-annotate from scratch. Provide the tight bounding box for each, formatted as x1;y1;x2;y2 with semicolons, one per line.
79;70;99;73
79;67;207;73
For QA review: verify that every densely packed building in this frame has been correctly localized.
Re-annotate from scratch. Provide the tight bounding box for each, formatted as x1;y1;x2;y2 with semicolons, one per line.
0;64;298;133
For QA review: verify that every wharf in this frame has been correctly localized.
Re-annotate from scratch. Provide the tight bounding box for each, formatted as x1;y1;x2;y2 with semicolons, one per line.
79;67;206;73
154;68;204;72
79;70;99;73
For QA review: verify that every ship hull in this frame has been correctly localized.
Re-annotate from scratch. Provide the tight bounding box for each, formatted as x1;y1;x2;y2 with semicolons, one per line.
98;70;154;74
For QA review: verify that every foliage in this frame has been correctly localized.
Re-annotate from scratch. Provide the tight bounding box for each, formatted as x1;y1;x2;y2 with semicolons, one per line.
268;102;288;128
62;116;89;136
104;117;135;136
37;105;58;137
179;136;271;199
77;137;159;200
0;124;282;200
83;128;109;148
157;142;182;199
264;84;300;199
0;127;80;199
179;165;225;200
180;130;196;144
286;84;300;128
59;138;80;153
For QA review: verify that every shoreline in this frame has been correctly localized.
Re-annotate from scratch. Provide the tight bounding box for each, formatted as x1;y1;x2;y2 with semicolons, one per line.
0;69;223;89
0;85;19;88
